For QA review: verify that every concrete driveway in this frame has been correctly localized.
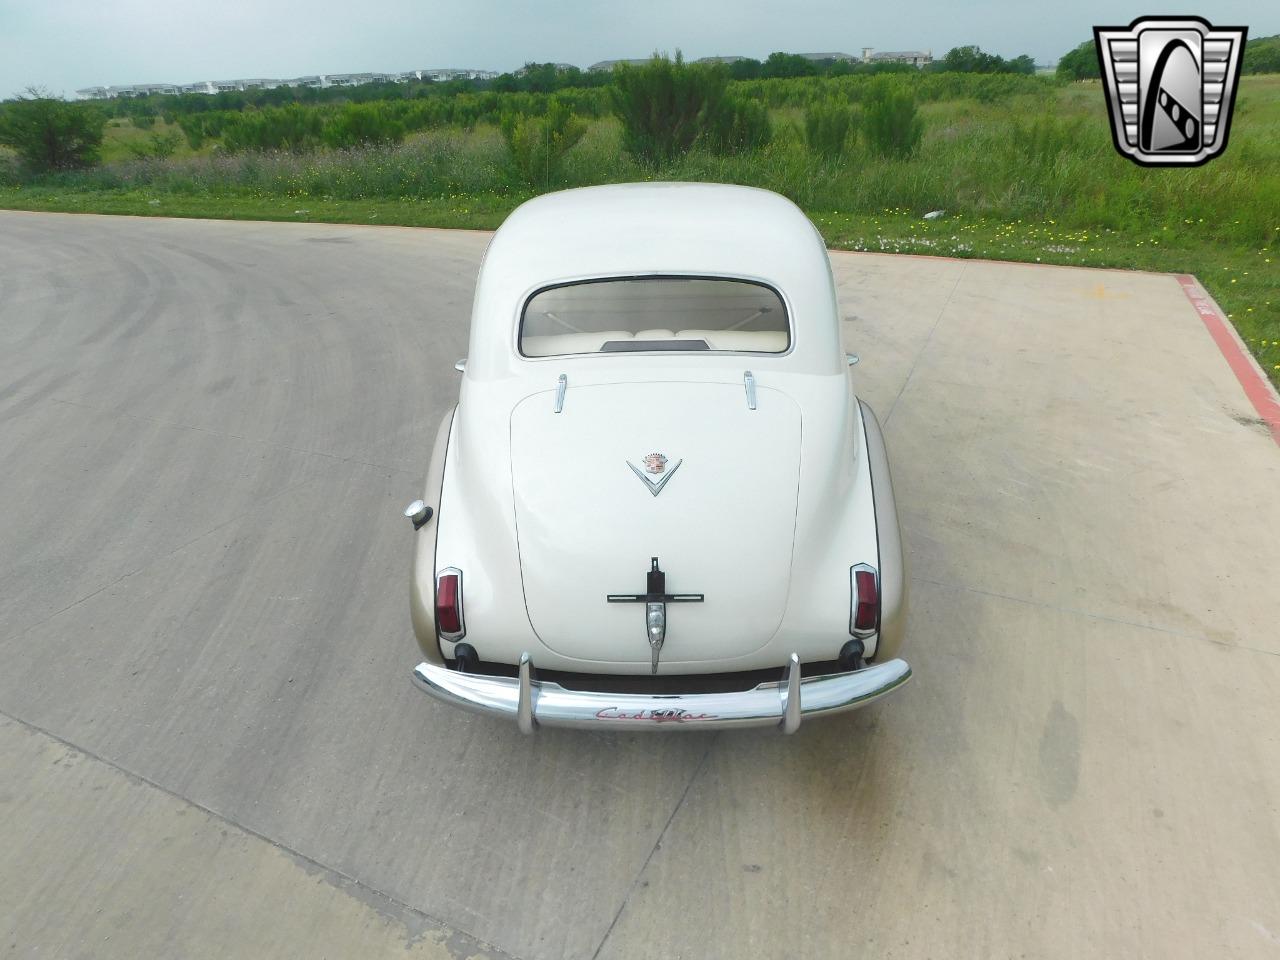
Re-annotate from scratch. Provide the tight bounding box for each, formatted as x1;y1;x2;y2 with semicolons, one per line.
1;211;1278;960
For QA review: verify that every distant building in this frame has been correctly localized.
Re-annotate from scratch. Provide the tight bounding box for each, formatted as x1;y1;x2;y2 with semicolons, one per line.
99;82;180;97
695;55;749;65
420;68;497;82
798;52;858;63
235;78;287;91
860;47;933;68
324;73;385;87
73;67;503;98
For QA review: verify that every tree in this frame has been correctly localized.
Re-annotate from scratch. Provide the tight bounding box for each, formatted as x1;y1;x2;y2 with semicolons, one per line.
0;89;106;172
761;52;818;79
1009;54;1037;76
1056;40;1100;80
1242;35;1280;74
937;45;1036;75
610;53;730;164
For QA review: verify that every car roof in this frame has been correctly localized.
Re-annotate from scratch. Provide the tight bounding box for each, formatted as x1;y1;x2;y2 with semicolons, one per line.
465;183;843;379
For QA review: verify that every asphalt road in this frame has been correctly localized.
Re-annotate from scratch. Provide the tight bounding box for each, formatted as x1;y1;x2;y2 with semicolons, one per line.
2;211;1279;960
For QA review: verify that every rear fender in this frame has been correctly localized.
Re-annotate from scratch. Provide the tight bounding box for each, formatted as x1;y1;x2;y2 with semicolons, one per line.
410;407;456;664
859;400;907;662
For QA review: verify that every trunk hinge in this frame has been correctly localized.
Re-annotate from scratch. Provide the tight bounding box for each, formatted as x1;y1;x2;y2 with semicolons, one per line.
554;373;567;413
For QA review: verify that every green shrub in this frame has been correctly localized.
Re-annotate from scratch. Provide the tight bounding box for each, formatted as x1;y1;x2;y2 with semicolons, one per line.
322;103;406;148
610;54;730;164
221;104;322;152
0;91;106;172
500;97;586;187
804;98;855;158
703;96;771;154
127;130;181;160
178;114;206;149
862;84;924;157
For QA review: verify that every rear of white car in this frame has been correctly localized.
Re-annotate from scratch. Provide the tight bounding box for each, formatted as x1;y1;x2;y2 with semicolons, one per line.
407;183;909;731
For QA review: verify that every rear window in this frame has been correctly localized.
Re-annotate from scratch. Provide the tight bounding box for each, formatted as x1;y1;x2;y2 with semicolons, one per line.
520;277;789;357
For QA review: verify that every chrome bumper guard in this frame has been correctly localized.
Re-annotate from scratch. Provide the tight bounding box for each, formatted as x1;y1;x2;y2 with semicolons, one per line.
411;653;911;733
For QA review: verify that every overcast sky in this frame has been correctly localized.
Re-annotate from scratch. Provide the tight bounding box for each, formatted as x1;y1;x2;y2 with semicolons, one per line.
1;0;1274;98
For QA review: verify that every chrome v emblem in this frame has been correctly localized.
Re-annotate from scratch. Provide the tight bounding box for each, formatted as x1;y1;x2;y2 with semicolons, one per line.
626;456;682;497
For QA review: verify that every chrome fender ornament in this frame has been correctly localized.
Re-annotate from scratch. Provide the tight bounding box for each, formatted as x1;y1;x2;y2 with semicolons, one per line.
626;452;682;497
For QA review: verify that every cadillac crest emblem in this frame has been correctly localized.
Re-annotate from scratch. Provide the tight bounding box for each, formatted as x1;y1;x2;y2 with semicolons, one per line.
627;452;682;496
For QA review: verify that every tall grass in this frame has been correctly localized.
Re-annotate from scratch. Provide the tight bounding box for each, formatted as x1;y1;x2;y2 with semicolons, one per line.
13;76;1280;252
36;128;516;200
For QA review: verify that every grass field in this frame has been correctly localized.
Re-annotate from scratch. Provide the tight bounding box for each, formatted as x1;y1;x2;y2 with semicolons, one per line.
3;76;1277;384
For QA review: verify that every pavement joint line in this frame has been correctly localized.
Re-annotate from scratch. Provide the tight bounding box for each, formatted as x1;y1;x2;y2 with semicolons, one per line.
0;474;319;649
910;574;1277;658
884;263;966;427
45;394;419;477
589;737;717;960
0;705;524;960
831;246;1183;280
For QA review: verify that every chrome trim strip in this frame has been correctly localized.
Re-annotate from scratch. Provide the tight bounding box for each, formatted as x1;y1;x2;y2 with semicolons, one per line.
781;653;802;734
554;373;567;413
411;656;911;732
744;370;757;410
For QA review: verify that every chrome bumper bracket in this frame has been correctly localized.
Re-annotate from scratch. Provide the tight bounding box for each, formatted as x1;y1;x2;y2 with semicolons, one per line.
516;652;535;734
782;653;802;735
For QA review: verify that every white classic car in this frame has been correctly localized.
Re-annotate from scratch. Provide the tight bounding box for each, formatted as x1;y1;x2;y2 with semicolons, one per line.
406;182;910;732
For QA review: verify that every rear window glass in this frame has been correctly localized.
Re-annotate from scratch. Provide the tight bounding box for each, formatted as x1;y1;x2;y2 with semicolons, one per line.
520;277;789;357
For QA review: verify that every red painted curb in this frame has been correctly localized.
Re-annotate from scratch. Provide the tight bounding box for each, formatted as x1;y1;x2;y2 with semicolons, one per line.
1176;274;1280;447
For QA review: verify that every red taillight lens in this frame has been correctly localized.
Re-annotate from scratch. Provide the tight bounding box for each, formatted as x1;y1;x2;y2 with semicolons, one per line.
435;568;465;640
851;565;879;637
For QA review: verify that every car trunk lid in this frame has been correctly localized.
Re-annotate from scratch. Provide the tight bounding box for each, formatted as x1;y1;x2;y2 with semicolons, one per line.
509;381;801;665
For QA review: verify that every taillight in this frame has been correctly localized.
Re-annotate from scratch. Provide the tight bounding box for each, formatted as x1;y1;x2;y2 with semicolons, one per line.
850;564;879;638
436;568;465;641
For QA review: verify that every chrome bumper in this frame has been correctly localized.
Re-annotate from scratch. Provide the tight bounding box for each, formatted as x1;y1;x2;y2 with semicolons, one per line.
411;653;911;733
